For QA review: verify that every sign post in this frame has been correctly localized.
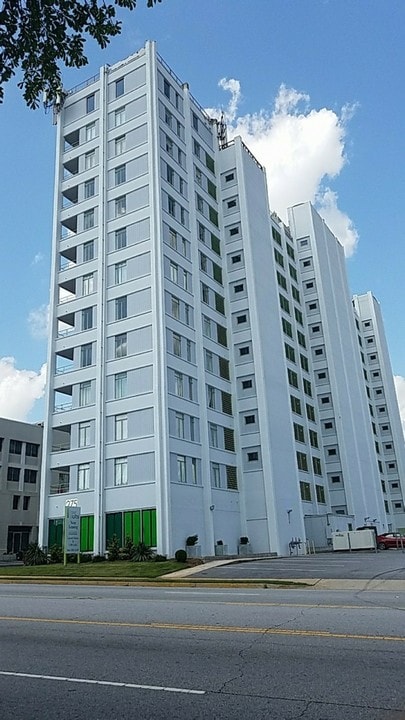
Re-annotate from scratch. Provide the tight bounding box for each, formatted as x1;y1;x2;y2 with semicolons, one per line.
64;503;81;566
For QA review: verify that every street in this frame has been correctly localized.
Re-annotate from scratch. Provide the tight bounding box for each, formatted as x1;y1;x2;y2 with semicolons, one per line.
0;583;404;719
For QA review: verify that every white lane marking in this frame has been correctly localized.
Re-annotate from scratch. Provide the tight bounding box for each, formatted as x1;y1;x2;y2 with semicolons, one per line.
0;670;205;695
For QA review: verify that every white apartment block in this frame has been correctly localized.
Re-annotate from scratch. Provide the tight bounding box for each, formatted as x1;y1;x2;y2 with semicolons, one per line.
39;42;398;557
353;292;405;532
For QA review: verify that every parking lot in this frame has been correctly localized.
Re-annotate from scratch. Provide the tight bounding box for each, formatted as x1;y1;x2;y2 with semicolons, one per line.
198;549;405;580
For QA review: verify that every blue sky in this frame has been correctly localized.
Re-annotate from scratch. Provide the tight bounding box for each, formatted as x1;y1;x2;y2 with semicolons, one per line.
0;0;404;424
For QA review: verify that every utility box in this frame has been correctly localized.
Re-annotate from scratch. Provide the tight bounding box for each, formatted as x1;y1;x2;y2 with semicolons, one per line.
332;532;350;551
348;529;375;550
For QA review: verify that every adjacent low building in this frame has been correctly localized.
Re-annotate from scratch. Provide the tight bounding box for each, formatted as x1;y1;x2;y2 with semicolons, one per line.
0;418;42;556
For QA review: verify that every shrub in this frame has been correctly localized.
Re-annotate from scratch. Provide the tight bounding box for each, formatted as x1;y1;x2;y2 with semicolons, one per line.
132;542;155;562
23;542;48;566
175;548;187;563
92;554;106;563
154;554;167;562
186;557;204;567
120;536;135;560
79;553;93;563
107;534;121;561
186;534;198;547
240;536;249;545
48;544;63;564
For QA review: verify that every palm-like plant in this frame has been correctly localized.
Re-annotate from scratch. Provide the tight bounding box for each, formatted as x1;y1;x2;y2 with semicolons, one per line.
132;542;155;562
23;542;48;566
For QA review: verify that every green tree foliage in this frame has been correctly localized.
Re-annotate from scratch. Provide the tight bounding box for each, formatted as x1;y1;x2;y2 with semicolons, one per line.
0;0;162;108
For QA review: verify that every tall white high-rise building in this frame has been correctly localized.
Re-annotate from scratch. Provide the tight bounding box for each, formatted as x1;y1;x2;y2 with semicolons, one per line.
353;292;405;532
40;42;400;557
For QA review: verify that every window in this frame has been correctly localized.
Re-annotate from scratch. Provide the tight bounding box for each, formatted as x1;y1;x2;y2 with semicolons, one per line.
168;196;176;217
115;165;126;185
85;122;96;141
312;457;322;476
309;429;318;448
115;227;127;250
24;469;37;483
25;442;39;458
229;226;239;237
221;391;232;415
212;463;221;488
236;314;247;325
83;209;95;230
115;196;126;216
239;346;250;357
293;423;305;443
300;354;309;372
115;414;128;441
85;150;96;170
226;465;238;490
202;316;212;338
225;172;235;182
84;178;95;199
80;343;92;367
217;325;227;347
207;385;216;409
82;273;94;295
7;467;20;482
231;254;241;265
114;457;127;486
23;496;30;511
79;381;91;407
224;427;235;451
296;451;308;472
306;404;315;421
316;484;326;503
297;331;306;348
115;333;127;358
171;296;180;320
292;286;300;303
277;271;287;290
300;481;311;501
282;318;293;338
219;357;230;380
288;369;299;388
115;135;126;155
244;415;256;425
242;379;252;390
247;451;259;462
114;372;127;399
303;379;312;397
209;423;218;447
115;107;125;127
115;261;127;285
286;244;295;260
83;240;94;262
78;463;90;490
12;495;20;510
279;294;290;314
81;307;93;330
294;308;303;325
175;412;185;439
203;351;213;374
86;94;95;113
274;249;284;267
169;261;178;284
174;371;183;397
79;422;91;448
227;199;237;209
272;227;282;245
289;265;298;281
115;77;124;98
290;395;302;415
115;296;127;321
177;455;186;483
163;78;171;98
10;439;22;454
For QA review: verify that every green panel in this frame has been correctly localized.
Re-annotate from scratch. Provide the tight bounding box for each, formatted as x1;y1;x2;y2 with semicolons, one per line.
123;511;141;543
151;509;157;547
80;515;94;552
124;511;132;541
142;510;152;546
48;519;63;548
106;512;122;546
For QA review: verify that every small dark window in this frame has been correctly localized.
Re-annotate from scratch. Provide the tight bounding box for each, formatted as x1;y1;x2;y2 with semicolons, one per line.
242;379;252;389
245;415;255;425
247;451;259;462
239;347;250;356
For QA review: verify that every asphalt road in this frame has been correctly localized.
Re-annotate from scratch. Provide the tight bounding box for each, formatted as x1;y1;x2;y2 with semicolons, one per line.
198;550;405;580
0;583;404;719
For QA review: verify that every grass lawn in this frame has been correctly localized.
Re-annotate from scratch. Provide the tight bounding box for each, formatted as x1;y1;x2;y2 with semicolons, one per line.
0;560;186;579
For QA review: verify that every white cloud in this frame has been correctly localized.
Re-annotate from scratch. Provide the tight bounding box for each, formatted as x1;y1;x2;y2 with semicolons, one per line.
394;375;405;437
0;357;47;421
28;304;49;340
210;80;358;256
32;252;44;265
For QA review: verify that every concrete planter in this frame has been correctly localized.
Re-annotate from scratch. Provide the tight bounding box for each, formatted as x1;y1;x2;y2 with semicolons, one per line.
238;543;251;556
186;544;201;558
214;544;228;557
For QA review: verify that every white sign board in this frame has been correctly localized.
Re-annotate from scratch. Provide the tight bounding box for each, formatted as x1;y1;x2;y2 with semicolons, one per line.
65;506;81;553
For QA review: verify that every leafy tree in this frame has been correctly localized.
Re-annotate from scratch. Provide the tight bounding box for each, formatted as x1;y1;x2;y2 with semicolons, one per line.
0;0;162;108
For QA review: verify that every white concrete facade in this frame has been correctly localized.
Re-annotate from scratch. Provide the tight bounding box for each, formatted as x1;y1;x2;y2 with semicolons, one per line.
39;43;394;558
353;292;405;532
288;203;387;529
